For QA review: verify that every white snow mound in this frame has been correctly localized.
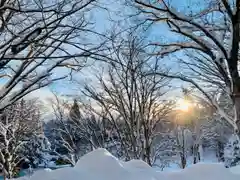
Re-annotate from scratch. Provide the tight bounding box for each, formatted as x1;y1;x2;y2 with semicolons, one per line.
165;163;239;180
17;148;240;180
230;165;240;174
123;159;151;169
75;148;128;180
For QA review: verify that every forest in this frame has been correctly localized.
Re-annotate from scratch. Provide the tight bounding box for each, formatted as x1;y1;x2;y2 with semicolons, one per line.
0;0;239;179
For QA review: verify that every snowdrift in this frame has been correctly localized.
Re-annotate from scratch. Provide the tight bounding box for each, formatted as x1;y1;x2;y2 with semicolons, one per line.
229;165;240;175
17;148;240;180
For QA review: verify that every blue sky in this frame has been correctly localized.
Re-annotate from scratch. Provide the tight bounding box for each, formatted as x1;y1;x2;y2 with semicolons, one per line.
26;0;202;110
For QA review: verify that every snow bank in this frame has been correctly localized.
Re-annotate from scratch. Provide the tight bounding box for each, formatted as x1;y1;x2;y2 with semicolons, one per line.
74;148;128;180
165;163;239;180
122;159;151;170
230;165;240;174
17;148;240;180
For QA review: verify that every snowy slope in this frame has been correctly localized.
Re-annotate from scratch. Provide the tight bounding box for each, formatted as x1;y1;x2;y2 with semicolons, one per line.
17;148;240;180
229;165;240;175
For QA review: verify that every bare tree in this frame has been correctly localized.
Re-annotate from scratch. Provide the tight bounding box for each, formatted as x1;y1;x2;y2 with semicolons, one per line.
49;94;107;166
83;35;174;165
50;95;80;166
0;98;42;179
0;0;106;111
131;0;240;136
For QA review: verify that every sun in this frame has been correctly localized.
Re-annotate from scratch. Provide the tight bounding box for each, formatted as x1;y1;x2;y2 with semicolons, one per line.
176;99;191;112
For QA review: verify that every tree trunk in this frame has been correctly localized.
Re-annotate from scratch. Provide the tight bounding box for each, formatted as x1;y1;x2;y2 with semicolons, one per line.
193;144;200;164
143;126;151;166
3;169;6;180
234;94;240;137
145;145;151;166
193;156;197;164
180;154;187;169
216;140;224;162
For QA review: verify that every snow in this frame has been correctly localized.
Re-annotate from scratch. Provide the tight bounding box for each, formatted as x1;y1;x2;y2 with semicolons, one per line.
165;163;239;180
230;165;240;174
156;150;219;172
74;148;127;180
224;134;240;167
122;159;151;170
17;148;240;180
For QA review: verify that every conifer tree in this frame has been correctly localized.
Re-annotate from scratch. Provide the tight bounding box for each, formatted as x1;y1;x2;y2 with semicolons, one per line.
224;134;240;167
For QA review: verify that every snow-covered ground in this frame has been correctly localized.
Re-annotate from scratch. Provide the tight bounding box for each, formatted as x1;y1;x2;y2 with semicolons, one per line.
159;150;219;172
16;148;240;180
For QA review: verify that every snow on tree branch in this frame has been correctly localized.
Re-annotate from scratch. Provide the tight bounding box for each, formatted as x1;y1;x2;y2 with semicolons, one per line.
133;0;240;135
0;0;106;111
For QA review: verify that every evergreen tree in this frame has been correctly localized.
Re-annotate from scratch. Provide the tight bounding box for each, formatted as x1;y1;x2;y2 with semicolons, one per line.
224;134;240;168
69;99;81;123
21;134;52;168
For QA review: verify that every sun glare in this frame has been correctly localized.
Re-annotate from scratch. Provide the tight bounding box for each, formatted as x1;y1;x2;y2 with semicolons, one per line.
176;99;190;112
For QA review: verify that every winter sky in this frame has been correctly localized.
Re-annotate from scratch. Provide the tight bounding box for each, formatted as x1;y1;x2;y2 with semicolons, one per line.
24;0;201;113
